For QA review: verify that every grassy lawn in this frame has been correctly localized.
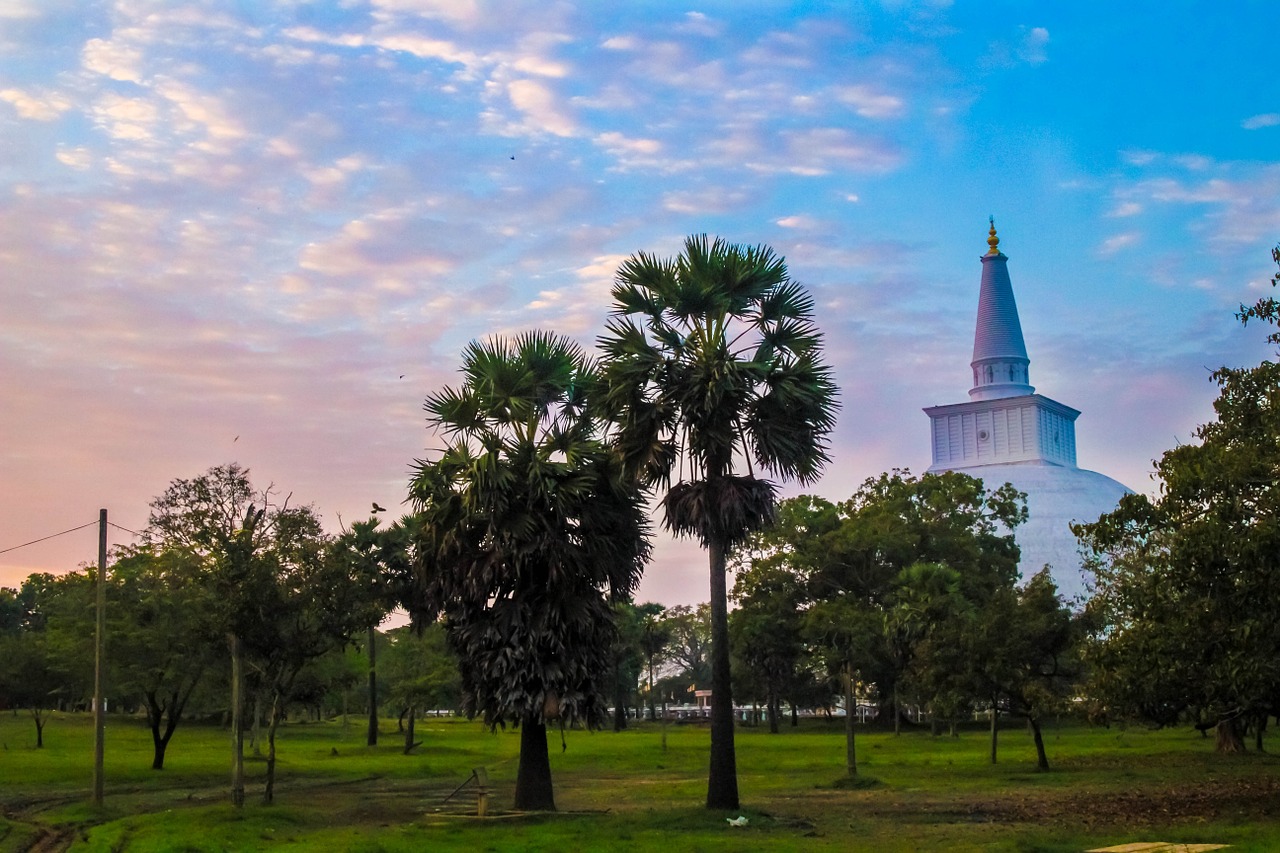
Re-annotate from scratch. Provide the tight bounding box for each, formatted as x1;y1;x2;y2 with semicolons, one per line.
2;711;1279;851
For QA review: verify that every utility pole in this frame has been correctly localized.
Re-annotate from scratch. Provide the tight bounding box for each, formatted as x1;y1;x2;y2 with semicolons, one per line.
92;508;107;807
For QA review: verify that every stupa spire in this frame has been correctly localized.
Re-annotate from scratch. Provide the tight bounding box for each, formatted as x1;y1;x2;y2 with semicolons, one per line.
970;219;1034;400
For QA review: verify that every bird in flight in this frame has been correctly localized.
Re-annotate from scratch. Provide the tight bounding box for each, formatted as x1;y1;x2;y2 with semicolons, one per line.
372;502;387;513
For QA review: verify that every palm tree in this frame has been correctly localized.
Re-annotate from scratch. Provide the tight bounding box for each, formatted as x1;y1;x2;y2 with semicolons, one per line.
408;331;651;811
598;235;838;809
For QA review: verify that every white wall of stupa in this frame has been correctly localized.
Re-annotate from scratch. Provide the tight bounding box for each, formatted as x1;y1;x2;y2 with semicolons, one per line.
923;221;1131;604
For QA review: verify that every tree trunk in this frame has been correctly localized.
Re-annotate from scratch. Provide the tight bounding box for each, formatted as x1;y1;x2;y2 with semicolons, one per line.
250;693;263;757
229;633;245;808
403;706;419;755
706;537;739;810
790;702;798;728
264;692;282;805
768;690;779;734
366;625;379;747
647;659;656;723
1216;718;1245;753
1255;714;1267;752
32;709;45;748
893;686;902;736
613;666;628;732
989;705;999;765
1030;716;1049;770
513;715;555;811
844;663;857;778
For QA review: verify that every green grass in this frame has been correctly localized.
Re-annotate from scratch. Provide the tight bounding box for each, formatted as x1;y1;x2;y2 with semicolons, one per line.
3;711;1280;851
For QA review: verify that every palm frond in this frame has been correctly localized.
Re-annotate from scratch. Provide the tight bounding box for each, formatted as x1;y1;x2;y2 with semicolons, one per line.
662;476;778;547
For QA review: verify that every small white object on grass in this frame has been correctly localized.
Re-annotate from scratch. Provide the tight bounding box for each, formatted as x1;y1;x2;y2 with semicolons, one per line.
726;816;749;827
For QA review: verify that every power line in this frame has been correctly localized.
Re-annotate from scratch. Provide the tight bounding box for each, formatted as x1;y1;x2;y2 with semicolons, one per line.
107;521;143;537
0;520;100;556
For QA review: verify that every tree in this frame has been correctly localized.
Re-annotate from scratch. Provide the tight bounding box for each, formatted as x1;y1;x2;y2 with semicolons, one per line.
101;547;224;769
658;604;713;691
0;630;63;747
609;601;662;731
968;569;1080;769
381;623;461;753
330;518;413;747
639;605;673;722
730;562;808;733
408;331;651;811
1077;244;1280;752
599;235;838;809
145;463;341;806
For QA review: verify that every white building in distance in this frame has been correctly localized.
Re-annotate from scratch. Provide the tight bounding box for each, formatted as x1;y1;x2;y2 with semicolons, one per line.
923;221;1131;603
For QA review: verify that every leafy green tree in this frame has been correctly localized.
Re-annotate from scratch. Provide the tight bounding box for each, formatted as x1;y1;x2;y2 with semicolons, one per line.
408;331;651;811
818;471;1025;724
330;518;413;746
887;562;972;736
609;601;662;731
102;546;224;769
145;462;341;806
382;623;461;753
968;569;1080;769
658;603;713;691
639;605;673;721
599;235;838;810
0;630;63;746
1077;244;1280;752
730;562;808;733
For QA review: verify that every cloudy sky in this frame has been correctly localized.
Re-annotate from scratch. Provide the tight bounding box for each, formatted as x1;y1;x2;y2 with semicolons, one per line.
2;0;1277;606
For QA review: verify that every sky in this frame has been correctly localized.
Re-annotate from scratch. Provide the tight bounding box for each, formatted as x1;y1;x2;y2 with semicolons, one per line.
2;0;1278;607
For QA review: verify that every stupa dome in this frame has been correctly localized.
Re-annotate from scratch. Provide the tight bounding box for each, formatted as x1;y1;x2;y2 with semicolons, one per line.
923;222;1132;603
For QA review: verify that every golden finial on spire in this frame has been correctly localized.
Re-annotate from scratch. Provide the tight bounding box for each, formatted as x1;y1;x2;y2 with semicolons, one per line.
986;216;1001;256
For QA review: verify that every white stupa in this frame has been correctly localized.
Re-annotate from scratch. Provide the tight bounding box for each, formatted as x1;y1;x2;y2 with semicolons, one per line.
923;221;1131;603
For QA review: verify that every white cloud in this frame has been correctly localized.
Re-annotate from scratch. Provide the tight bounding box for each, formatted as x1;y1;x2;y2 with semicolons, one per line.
1107;201;1142;217
1121;149;1159;166
1019;26;1049;64
0;87;71;120
594;131;661;156
776;215;820;229
779;128;902;175
1099;232;1139;255
676;11;722;38
55;146;92;169
89;92;159;140
82;37;145;83
506;78;576;136
1241;113;1280;130
837;85;905;119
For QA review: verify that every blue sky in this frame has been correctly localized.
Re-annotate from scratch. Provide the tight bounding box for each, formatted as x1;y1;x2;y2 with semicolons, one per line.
2;0;1277;605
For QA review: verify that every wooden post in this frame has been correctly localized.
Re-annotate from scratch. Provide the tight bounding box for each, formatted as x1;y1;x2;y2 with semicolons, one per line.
91;509;107;807
474;767;489;817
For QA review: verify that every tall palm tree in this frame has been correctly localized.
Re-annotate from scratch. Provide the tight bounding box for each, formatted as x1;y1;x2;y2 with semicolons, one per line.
408;330;651;811
598;235;838;809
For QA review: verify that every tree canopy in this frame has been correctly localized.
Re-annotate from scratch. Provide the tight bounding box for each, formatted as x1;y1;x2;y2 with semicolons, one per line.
408;331;651;810
1077;244;1280;751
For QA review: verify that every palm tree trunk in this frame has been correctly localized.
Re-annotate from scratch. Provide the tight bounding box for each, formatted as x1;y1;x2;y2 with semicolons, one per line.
514;714;555;811
706;537;739;810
